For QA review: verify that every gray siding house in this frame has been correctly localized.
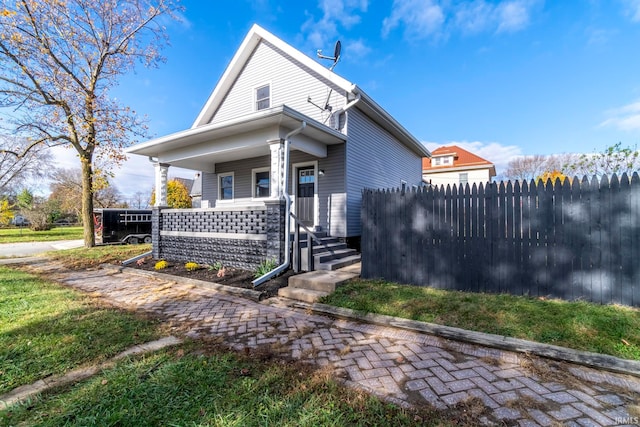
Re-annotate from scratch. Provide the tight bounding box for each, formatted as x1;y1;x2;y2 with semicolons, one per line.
126;24;429;275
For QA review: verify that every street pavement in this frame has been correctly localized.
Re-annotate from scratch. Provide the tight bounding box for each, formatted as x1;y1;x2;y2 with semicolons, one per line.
16;259;640;426
0;239;83;257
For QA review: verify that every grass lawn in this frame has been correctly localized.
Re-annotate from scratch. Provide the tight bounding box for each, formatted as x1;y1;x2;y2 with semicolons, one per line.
0;226;84;243
0;341;449;427
0;260;450;426
321;279;640;360
0;266;164;394
45;243;152;269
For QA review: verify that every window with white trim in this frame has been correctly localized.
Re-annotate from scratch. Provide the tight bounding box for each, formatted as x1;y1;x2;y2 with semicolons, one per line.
459;173;468;185
219;173;234;200
252;167;270;198
255;84;270;111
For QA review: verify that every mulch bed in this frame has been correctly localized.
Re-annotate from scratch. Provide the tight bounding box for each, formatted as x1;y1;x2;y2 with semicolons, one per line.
131;257;293;298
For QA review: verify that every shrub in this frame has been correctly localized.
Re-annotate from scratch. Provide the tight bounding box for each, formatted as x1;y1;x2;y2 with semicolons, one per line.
154;260;168;270
208;261;223;272
185;262;199;271
254;259;278;279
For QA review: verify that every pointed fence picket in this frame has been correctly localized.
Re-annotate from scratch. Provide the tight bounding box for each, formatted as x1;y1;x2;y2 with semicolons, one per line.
360;173;640;307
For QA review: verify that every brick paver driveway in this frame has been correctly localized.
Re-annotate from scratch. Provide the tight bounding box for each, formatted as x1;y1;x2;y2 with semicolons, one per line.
22;261;640;426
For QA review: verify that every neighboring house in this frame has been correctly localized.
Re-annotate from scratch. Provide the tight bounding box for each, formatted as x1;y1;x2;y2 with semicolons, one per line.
190;173;202;208
422;145;496;187
126;24;429;273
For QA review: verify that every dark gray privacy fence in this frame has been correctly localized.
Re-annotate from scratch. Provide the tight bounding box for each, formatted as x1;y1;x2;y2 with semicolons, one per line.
361;173;640;307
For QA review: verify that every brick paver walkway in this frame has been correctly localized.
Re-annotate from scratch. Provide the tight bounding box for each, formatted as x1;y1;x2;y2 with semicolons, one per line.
21;261;640;426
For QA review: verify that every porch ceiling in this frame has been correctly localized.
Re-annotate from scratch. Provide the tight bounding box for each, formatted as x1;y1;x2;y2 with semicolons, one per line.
126;105;346;172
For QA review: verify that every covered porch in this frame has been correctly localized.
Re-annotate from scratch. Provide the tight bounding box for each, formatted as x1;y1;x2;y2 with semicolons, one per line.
126;106;346;270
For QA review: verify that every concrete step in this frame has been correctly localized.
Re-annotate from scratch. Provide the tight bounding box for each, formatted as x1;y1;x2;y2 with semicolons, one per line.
290;231;328;241
313;241;346;252
313;248;358;264
288;270;358;293
297;237;340;249
317;254;362;271
277;286;329;303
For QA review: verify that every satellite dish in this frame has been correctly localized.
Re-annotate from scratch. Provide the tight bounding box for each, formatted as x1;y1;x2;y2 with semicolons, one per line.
317;40;341;71
309;40;342;116
333;40;341;62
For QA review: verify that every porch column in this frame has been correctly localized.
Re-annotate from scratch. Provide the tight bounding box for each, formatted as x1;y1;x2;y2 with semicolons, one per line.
268;138;285;199
152;162;170;261
264;199;286;264
154;162;170;207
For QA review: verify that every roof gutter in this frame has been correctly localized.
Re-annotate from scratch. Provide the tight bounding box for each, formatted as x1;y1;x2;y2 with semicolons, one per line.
252;121;307;287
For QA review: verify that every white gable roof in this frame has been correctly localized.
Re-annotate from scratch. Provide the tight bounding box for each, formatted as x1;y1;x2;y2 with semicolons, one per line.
192;24;429;158
193;24;354;127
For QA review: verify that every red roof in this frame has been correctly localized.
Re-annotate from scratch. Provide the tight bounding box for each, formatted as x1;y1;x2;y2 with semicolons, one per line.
422;145;495;171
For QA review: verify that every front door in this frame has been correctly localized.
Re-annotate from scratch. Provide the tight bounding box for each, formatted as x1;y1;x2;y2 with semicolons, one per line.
297;166;315;227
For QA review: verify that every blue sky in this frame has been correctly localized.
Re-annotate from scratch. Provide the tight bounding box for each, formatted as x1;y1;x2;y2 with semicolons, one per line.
52;0;640;198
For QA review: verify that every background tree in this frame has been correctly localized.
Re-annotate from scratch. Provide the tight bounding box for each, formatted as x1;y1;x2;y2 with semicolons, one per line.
150;179;192;209
536;170;567;185
129;190;150;209
502;153;580;182
0;0;179;247
15;188;33;211
48;168;126;221
0;136;51;195
563;143;640;178
503;155;549;182
14;188;55;230
0;198;13;226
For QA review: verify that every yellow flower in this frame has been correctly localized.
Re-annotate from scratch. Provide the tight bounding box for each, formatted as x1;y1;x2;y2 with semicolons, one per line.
154;260;168;270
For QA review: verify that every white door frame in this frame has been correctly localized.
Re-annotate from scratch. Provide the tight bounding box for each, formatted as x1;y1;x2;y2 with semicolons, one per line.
291;160;319;229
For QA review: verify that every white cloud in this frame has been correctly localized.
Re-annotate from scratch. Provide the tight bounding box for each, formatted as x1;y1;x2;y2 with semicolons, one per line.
585;27;616;48
423;140;523;174
454;1;493;34
600;101;640;131
302;0;368;49
382;0;539;41
382;0;445;40
345;38;372;58
496;1;532;33
621;0;640;22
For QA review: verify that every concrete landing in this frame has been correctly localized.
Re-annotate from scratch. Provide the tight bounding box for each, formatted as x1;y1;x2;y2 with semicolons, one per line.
278;263;360;302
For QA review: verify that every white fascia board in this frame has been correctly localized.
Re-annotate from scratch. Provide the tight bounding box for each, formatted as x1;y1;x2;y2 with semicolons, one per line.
159;127;278;164
127;106;285;156
126;105;344;158
289;134;327;158
192;24;355;128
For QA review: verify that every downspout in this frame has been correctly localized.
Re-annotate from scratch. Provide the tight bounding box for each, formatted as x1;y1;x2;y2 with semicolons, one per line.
331;92;361;128
252;121;307;287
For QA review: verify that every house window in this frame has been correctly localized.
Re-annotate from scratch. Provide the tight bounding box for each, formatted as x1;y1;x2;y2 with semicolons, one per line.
459;173;468;185
255;84;270;111
443;156;451;164
219;173;234;200
252;168;270;198
434;158;441;166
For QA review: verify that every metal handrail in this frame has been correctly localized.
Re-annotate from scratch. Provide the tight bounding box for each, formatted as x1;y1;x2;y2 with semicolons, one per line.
290;212;336;272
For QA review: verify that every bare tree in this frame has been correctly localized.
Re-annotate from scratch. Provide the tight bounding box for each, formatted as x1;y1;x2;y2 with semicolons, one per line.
129;190;150;209
0;0;179;246
49;168;126;218
0;135;51;195
503;155;550;182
